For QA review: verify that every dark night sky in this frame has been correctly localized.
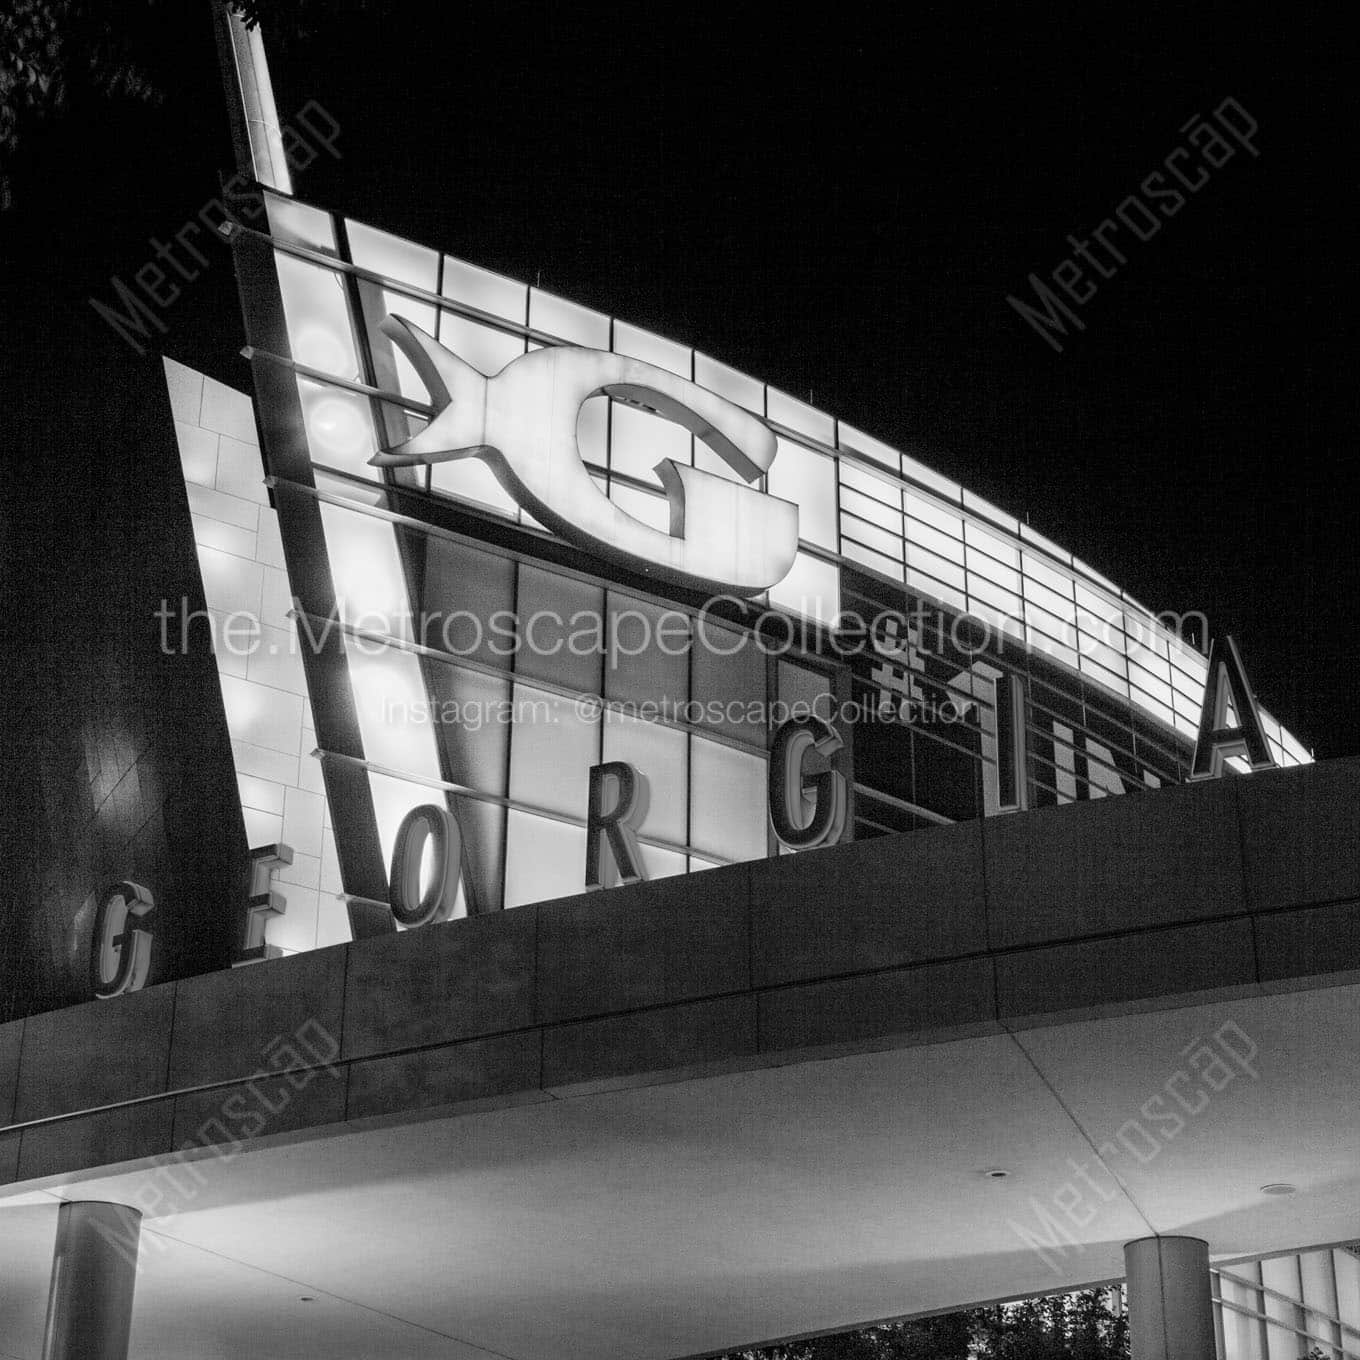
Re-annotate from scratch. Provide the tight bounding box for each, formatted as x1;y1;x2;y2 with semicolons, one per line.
3;4;1355;758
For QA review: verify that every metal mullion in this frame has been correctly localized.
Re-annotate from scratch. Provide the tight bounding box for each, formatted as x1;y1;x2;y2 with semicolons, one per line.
851;784;954;827
1218;1265;1360;1342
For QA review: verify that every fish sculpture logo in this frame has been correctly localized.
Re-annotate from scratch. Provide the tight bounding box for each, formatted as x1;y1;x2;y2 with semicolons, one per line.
369;316;800;595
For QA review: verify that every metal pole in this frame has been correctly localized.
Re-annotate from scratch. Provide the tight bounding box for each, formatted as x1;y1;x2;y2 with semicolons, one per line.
42;1202;142;1360
210;0;293;192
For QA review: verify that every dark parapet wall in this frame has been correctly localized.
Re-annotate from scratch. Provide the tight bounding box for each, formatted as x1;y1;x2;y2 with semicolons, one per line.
0;331;251;1022
2;754;1358;1187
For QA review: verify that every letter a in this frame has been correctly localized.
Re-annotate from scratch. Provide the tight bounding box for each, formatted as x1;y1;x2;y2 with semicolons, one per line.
1190;635;1276;779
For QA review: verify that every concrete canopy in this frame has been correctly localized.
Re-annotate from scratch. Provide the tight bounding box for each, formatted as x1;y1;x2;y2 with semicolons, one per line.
2;758;1358;1359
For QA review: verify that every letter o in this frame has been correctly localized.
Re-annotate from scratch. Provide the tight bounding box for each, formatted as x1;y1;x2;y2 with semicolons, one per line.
390;804;463;928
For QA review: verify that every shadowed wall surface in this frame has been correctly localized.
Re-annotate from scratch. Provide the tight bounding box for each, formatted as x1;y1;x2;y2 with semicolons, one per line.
0;329;251;1021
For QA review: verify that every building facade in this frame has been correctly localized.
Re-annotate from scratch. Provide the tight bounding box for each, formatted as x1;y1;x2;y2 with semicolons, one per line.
2;15;1352;1360
167;186;1309;956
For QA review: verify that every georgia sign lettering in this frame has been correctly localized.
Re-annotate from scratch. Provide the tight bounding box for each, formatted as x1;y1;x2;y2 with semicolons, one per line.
368;315;801;596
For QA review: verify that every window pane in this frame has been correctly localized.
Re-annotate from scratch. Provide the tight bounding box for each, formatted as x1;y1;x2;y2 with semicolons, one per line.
838;422;900;476
778;659;832;714
640;843;688;880
529;288;610;347
905;491;964;540
442;256;526;324
767;387;835;445
343;639;443;784
767;438;837;550
841;514;904;562
901;450;962;502
906;517;966;569
769;551;840;627
692;619;767;747
357;282;438;404
843;539;903;581
963;490;1019;535
275;253;361;383
266;193;337;254
508;682;598;818
964;520;1021;569
504;810;585;907
608;481;671;535
405;534;515;671
610;400;691;482
437;312;525;377
694;352;764;416
297;378;379;480
418;657;512;788
515;564;604;695
602;711;687;844
1023;551;1076;600
690;737;767;861
430;458;520;520
840;481;903;534
347;220;438;293
318;502;411;638
613;321;690;377
605;594;689;711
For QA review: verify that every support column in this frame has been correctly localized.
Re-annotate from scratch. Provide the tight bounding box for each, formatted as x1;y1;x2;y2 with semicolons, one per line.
1124;1235;1216;1360
42;1201;142;1360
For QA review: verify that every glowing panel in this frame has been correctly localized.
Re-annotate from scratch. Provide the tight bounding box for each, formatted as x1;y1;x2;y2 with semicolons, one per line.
841;516;904;563
689;737;767;862
694;352;765;416
768;437;837;550
264;192;336;254
904;491;964;541
529;288;610;348
602;711;687;845
316;502;411;638
347;219;438;293
838;422;900;476
610;400;692;483
437;312;525;377
507;682;598;819
297;378;379;480
613;320;690;377
768;551;840;626
766;387;834;445
503;811;586;908
342;639;442;785
442;256;526;324
274;253;361;383
361;286;438;404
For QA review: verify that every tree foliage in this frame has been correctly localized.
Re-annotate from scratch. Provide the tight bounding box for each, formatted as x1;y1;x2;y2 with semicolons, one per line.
723;1291;1129;1360
0;0;384;208
2;0;159;206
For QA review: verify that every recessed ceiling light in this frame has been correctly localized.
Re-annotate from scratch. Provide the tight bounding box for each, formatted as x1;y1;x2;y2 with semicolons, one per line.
1261;1183;1297;1196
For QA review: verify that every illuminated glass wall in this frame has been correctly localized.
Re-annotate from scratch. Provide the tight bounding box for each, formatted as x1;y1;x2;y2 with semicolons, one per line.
259;189;1310;764
1214;1248;1360;1359
175;187;1312;950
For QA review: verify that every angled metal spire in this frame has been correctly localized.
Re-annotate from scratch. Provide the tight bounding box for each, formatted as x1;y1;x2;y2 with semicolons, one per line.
211;0;293;193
